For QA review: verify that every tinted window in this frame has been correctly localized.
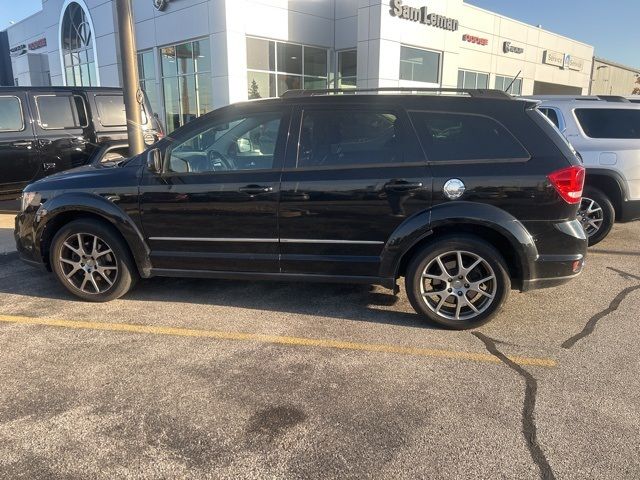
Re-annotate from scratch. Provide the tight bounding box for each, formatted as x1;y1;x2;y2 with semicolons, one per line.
539;108;560;128
36;95;86;129
410;112;529;161
0;96;24;132
400;46;440;83
167;112;283;174
95;95;126;127
297;110;403;168
575;108;640;139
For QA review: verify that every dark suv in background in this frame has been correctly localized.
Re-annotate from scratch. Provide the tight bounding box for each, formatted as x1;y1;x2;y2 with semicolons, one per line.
15;88;587;329
0;86;162;199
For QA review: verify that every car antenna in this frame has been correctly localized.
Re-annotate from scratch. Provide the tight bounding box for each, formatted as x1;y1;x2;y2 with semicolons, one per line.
504;70;522;94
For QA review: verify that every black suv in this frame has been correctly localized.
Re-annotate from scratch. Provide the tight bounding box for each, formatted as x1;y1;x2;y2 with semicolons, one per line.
0;86;162;199
15;89;587;329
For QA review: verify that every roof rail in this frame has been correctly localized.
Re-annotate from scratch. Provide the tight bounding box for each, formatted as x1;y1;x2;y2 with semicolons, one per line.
281;87;513;100
596;95;630;103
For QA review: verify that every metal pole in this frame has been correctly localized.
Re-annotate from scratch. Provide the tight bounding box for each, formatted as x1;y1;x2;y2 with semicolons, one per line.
115;0;145;156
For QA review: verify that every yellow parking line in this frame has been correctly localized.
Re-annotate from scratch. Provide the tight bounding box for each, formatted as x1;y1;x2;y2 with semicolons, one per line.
0;314;556;368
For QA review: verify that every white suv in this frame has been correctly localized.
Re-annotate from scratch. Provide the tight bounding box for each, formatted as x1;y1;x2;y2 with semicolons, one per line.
529;96;640;245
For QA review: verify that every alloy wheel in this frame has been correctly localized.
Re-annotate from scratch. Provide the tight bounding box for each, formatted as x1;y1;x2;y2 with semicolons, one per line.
420;250;497;321
58;233;119;294
577;197;604;237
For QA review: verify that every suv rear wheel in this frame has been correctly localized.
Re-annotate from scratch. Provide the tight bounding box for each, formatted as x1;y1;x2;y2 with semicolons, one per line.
50;219;138;302
579;186;614;246
405;235;510;329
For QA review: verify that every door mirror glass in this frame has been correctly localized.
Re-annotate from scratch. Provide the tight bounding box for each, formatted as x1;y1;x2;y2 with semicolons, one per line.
236;137;252;153
147;148;163;173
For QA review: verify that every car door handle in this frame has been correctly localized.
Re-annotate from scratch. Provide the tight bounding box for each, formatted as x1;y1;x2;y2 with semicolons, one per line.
37;138;52;146
384;181;423;192
12;141;33;148
239;185;273;195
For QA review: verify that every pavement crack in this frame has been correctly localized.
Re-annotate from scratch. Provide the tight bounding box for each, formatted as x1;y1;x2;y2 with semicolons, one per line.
607;267;640;282
473;332;556;480
562;273;640;349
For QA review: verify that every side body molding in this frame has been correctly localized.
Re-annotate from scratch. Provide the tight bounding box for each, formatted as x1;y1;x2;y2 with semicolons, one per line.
35;192;152;276
379;202;539;283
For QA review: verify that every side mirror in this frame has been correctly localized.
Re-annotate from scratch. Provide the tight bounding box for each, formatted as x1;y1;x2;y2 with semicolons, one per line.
147;148;163;173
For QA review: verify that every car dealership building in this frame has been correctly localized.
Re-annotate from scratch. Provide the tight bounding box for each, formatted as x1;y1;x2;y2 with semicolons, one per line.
4;0;595;131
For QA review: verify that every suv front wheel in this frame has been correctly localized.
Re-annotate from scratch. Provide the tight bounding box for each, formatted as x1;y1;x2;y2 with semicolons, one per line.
405;235;510;329
50;219;138;302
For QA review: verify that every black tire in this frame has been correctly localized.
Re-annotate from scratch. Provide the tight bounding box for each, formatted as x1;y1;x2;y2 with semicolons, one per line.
405;235;511;330
580;187;615;246
50;219;138;302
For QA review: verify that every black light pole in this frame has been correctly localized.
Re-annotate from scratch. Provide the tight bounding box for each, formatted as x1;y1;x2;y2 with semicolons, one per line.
115;0;145;156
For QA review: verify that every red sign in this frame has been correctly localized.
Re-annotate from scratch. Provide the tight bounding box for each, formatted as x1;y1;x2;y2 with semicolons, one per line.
28;38;47;51
462;34;488;46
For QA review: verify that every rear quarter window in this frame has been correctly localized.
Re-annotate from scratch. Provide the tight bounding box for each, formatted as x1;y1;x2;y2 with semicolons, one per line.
575;108;640;139
95;94;148;128
409;111;529;162
0;96;24;132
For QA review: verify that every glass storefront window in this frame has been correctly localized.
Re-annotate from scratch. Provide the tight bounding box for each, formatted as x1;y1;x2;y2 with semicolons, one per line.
399;46;440;84
61;2;97;86
246;37;328;98
137;50;160;118
277;43;303;75
457;70;489;89
337;50;357;88
160;38;213;133
495;75;522;95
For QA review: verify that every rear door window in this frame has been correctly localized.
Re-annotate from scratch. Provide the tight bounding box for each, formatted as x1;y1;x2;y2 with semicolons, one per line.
575;108;640;139
35;95;88;129
95;95;126;127
0;96;24;132
297;109;405;168
410;111;529;162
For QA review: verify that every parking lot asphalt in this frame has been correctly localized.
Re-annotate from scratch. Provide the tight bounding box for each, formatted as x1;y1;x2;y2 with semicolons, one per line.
0;213;639;479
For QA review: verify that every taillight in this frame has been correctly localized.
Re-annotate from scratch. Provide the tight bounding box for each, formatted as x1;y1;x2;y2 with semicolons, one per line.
548;166;585;204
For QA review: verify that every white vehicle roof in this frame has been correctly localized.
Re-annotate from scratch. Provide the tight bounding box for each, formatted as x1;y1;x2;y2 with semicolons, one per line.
524;96;640;109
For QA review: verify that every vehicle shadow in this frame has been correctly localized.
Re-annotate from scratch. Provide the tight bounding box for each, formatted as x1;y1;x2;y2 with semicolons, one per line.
0;257;433;330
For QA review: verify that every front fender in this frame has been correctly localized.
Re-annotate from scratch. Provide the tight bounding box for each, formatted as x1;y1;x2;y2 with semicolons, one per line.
34;192;151;276
379;202;538;282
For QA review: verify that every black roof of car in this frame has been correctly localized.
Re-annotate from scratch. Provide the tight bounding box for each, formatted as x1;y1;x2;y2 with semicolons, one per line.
0;86;123;93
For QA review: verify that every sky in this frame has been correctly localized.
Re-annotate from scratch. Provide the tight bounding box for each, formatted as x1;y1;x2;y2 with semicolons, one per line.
0;2;42;30
1;0;639;67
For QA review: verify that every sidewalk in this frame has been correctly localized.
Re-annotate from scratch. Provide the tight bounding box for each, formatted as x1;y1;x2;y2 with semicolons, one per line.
0;214;16;254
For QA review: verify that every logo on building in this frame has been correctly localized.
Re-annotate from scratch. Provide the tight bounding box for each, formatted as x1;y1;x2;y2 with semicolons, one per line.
462;34;488;46
503;41;524;55
28;38;47;51
390;0;459;32
543;50;584;72
153;0;169;11
9;44;26;57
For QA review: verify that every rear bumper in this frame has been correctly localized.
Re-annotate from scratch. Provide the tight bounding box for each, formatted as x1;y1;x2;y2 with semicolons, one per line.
521;219;587;292
619;199;640;223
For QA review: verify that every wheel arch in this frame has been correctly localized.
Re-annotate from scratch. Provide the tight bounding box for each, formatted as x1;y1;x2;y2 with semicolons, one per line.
35;193;151;276
585;169;626;219
381;202;538;290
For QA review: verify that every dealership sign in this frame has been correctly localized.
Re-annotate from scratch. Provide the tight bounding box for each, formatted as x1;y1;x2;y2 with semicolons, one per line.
462;34;488;46
503;41;524;54
543;50;584;71
28;38;47;51
390;0;459;32
9;44;26;57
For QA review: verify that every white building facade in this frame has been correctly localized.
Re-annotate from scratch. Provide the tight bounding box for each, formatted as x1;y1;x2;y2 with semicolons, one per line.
5;0;595;131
